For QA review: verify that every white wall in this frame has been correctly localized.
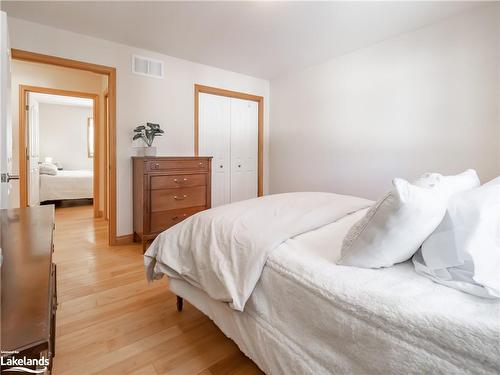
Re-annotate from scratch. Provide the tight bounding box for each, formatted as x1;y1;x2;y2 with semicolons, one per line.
270;5;500;200
7;17;270;236
39;103;93;170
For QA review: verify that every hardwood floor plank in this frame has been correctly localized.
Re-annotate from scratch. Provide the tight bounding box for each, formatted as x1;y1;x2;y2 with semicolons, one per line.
57;289;170;336
205;352;263;375
129;364;159;375
57;327;184;375
155;336;239;375
92;320;221;375
51;206;262;374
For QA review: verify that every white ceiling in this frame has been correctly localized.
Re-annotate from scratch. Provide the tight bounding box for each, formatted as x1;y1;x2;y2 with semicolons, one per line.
31;92;93;107
2;1;486;79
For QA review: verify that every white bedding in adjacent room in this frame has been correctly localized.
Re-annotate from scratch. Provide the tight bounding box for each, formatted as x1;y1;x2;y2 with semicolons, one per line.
169;208;500;374
39;169;93;202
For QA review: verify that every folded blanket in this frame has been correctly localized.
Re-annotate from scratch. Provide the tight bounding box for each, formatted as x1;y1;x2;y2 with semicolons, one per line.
144;192;371;311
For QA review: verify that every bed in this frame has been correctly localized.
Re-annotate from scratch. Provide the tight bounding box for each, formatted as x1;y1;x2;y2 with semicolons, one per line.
145;192;500;375
39;169;93;202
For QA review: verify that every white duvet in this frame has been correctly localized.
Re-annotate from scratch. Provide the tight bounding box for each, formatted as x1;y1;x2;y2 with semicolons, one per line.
144;192;371;310
171;208;500;374
39;169;93;202
145;192;500;374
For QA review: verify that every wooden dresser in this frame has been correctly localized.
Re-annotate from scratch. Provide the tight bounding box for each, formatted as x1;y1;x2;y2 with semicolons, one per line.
1;205;57;373
133;156;212;251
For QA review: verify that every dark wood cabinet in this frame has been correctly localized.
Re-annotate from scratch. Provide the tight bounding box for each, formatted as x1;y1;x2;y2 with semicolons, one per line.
133;156;212;251
1;205;57;373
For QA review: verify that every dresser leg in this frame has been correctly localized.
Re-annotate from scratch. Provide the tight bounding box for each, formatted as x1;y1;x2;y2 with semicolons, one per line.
176;296;183;312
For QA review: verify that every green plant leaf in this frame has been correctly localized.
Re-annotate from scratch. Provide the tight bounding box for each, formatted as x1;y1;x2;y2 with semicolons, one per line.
134;123;163;145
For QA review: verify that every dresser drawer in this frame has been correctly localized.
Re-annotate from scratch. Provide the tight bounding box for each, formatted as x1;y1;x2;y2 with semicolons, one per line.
147;159;209;172
150;186;206;211
150;174;206;190
150;207;204;232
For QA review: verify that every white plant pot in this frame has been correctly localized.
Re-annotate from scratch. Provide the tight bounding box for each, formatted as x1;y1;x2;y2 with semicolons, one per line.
135;146;157;156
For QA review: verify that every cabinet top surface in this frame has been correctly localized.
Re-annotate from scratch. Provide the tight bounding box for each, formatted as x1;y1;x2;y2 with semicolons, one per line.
1;205;55;351
132;156;213;160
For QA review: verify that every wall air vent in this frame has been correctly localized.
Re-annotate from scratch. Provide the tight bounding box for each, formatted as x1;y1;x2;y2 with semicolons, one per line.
132;55;164;79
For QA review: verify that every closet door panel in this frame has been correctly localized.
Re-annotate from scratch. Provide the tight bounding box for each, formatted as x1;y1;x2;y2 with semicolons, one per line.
198;93;231;207
230;98;258;203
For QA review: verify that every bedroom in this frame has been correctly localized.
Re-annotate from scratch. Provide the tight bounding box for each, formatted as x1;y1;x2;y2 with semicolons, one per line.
0;1;499;375
26;92;94;208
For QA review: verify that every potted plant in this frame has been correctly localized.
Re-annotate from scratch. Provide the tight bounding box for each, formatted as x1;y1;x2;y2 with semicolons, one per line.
133;122;164;156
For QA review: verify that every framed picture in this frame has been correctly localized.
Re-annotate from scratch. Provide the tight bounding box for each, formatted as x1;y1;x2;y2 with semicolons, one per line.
87;117;94;158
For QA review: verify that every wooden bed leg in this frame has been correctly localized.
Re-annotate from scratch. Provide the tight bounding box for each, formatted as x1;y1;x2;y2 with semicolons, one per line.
176;296;183;312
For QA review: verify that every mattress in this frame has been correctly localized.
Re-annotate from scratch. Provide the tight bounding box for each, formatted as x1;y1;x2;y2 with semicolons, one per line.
169;209;500;375
39;169;93;202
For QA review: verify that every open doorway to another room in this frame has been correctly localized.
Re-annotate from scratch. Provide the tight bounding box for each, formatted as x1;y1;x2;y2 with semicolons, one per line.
11;49;118;245
10;55;115;243
22;88;97;213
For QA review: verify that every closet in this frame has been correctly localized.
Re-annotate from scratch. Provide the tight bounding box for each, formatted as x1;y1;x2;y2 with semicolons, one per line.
198;92;258;207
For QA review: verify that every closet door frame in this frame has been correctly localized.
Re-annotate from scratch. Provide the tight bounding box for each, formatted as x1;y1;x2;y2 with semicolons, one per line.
194;84;264;196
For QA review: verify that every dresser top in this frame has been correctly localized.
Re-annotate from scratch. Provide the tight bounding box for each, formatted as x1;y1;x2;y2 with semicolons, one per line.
1;205;55;351
132;156;213;159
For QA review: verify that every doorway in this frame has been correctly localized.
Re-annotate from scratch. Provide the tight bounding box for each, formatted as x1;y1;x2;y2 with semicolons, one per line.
11;49;119;245
20;86;99;214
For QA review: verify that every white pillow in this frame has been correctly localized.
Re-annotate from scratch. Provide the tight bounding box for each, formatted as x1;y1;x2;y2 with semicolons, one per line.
338;177;447;268
338;169;480;269
39;162;58;176
414;169;480;195
414;177;500;298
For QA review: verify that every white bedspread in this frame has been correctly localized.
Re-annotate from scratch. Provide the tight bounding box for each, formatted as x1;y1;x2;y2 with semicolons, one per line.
39;169;93;202
171;208;500;374
144;192;371;310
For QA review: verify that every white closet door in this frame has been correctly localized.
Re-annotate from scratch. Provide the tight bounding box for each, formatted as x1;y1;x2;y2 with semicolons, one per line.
198;93;231;207
230;98;258;203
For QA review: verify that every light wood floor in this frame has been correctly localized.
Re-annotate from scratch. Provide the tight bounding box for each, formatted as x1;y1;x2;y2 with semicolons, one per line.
52;205;262;375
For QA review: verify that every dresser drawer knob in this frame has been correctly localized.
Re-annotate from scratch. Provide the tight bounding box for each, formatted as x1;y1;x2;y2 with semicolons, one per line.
174;195;188;200
172;213;188;221
198;162;204;167
173;178;188;184
154;163;160;169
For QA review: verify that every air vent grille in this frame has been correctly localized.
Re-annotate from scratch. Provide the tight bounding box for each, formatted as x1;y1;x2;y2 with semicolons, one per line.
132;55;164;79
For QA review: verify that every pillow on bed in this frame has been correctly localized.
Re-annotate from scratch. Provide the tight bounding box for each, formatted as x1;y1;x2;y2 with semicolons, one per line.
413;169;479;194
338;178;447;268
338;170;479;269
414;176;500;298
39;163;58;176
